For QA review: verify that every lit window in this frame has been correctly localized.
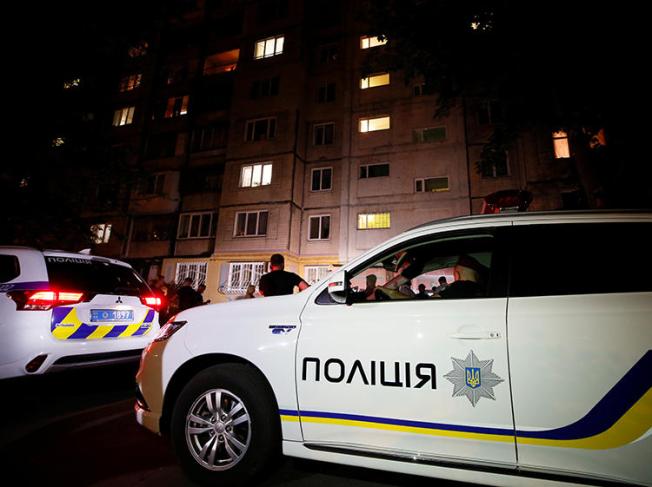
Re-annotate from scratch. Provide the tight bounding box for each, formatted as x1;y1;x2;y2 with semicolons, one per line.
360;35;387;49
311;167;332;191
240;163;273;188
234;210;268;237
413;127;447;143
553;131;571;159
63;78;81;90
165;96;189;118
90;223;112;244
314;123;334;145
113;106;135;126
358;212;391;230
177;212;216;239
309;215;330;240
52;137;65;147
360;73;390;89
415;177;449;193
254;35;285;59
119;74;142;92
360;163;389;179
359;116;390;133
203;49;240;75
245;117;277;141
227;262;266;293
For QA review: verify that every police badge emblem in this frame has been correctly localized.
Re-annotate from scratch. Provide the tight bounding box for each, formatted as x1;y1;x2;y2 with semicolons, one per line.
444;350;504;407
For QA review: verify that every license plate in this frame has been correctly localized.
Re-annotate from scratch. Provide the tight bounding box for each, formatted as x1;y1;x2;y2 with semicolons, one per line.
90;309;134;322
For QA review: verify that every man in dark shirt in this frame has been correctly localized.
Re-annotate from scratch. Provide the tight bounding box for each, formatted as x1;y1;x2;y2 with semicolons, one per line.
258;254;309;297
177;278;203;311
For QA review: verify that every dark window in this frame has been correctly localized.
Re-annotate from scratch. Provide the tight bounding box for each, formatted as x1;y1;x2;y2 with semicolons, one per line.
509;223;652;297
0;255;20;282
317;82;336;103
319;45;339;64
309;215;330;240
245;118;276;141
257;0;288;22
312;167;332;191
45;258;149;296
192;123;228;152
235;211;268;237
145;133;178;159
132;216;175;241
314;123;334;145
250;76;280;99
360;163;389;179
478;101;504;125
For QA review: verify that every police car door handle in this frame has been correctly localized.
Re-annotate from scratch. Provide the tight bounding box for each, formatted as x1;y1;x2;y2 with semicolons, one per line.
450;330;501;340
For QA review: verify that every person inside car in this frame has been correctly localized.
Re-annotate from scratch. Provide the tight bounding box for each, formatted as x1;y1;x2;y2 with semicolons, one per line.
438;254;487;299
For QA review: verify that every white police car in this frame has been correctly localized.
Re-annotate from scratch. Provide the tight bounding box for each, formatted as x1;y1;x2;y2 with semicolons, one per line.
0;247;160;379
136;211;652;486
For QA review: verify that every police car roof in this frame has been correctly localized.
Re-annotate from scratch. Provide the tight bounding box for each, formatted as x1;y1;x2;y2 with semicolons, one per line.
408;209;652;233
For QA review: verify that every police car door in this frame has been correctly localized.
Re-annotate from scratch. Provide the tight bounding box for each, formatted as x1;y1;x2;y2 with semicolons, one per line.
507;220;652;485
296;225;516;468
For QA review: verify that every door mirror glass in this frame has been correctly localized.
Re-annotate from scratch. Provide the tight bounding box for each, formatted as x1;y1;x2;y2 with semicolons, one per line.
327;271;349;304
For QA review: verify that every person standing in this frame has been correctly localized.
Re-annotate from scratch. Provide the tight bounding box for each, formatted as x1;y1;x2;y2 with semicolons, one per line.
258;254;309;297
236;284;257;300
177;277;203;311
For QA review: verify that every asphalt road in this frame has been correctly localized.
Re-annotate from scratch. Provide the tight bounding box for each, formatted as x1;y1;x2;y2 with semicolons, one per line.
0;364;471;487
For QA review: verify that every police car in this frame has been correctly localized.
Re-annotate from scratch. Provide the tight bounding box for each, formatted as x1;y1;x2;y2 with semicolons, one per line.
136;211;652;486
0;247;160;379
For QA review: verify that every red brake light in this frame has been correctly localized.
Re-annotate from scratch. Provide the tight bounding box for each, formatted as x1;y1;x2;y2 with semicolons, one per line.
10;290;85;311
141;295;162;311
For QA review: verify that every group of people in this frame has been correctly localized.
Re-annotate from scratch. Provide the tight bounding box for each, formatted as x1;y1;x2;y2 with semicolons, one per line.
351;253;486;302
150;275;209;323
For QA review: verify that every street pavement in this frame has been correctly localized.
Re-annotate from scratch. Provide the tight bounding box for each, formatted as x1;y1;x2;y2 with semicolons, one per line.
0;364;470;486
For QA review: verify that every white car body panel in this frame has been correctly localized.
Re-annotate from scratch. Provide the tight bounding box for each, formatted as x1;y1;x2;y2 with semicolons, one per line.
136;212;652;486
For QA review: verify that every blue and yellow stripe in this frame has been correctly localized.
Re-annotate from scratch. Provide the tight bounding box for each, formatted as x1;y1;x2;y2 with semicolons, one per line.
282;351;652;450
50;307;155;340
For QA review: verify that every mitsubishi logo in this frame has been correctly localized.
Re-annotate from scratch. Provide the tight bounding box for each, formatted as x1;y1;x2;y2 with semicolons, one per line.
115;296;123;304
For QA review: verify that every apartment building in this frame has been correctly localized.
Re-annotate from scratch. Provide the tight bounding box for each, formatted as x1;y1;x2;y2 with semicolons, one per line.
75;0;577;303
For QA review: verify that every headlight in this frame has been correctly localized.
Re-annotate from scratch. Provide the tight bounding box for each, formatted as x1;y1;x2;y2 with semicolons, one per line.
154;320;187;342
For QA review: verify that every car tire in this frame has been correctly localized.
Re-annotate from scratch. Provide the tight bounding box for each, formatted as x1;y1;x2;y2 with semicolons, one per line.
171;363;280;486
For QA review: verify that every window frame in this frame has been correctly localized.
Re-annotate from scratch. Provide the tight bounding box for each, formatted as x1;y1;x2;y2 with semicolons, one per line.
112;106;135;126
239;162;273;188
311;167;333;192
227;262;267;293
177;212;216;239
357;212;391;230
413;126;447;143
308;214;331;241
233;210;269;237
244;117;277;142
359;163;390;179
359;115;391;133
360;35;387;49
313;122;335;145
254;35;285;59
415;176;450;193
360;72;390;89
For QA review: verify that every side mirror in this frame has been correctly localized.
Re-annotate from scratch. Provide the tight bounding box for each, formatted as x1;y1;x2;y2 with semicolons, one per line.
327;271;349;304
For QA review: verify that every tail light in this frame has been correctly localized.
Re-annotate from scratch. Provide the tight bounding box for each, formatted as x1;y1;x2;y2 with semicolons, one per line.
141;295;163;311
9;290;85;311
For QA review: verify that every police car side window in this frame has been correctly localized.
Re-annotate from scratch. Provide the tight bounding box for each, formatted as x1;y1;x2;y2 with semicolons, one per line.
509;223;652;297
0;255;20;282
348;234;499;302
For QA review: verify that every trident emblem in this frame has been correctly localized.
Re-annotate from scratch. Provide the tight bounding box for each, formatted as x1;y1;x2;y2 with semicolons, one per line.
465;367;481;389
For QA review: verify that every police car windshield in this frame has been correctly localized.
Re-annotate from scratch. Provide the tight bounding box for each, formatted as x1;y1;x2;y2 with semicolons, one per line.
45;257;149;297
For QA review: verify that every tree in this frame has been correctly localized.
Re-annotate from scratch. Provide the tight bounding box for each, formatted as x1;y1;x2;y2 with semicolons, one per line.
362;0;650;208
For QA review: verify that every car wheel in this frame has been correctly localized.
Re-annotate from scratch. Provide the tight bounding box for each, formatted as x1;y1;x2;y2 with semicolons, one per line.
171;363;280;486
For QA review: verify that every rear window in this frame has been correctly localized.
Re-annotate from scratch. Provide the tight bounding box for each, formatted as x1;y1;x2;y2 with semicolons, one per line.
0;255;20;283
510;222;652;297
45;257;149;296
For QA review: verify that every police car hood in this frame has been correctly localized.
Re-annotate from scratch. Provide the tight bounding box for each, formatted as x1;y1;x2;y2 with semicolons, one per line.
176;291;312;360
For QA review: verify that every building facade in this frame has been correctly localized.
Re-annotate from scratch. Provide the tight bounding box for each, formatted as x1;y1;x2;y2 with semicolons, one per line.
70;0;577;303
